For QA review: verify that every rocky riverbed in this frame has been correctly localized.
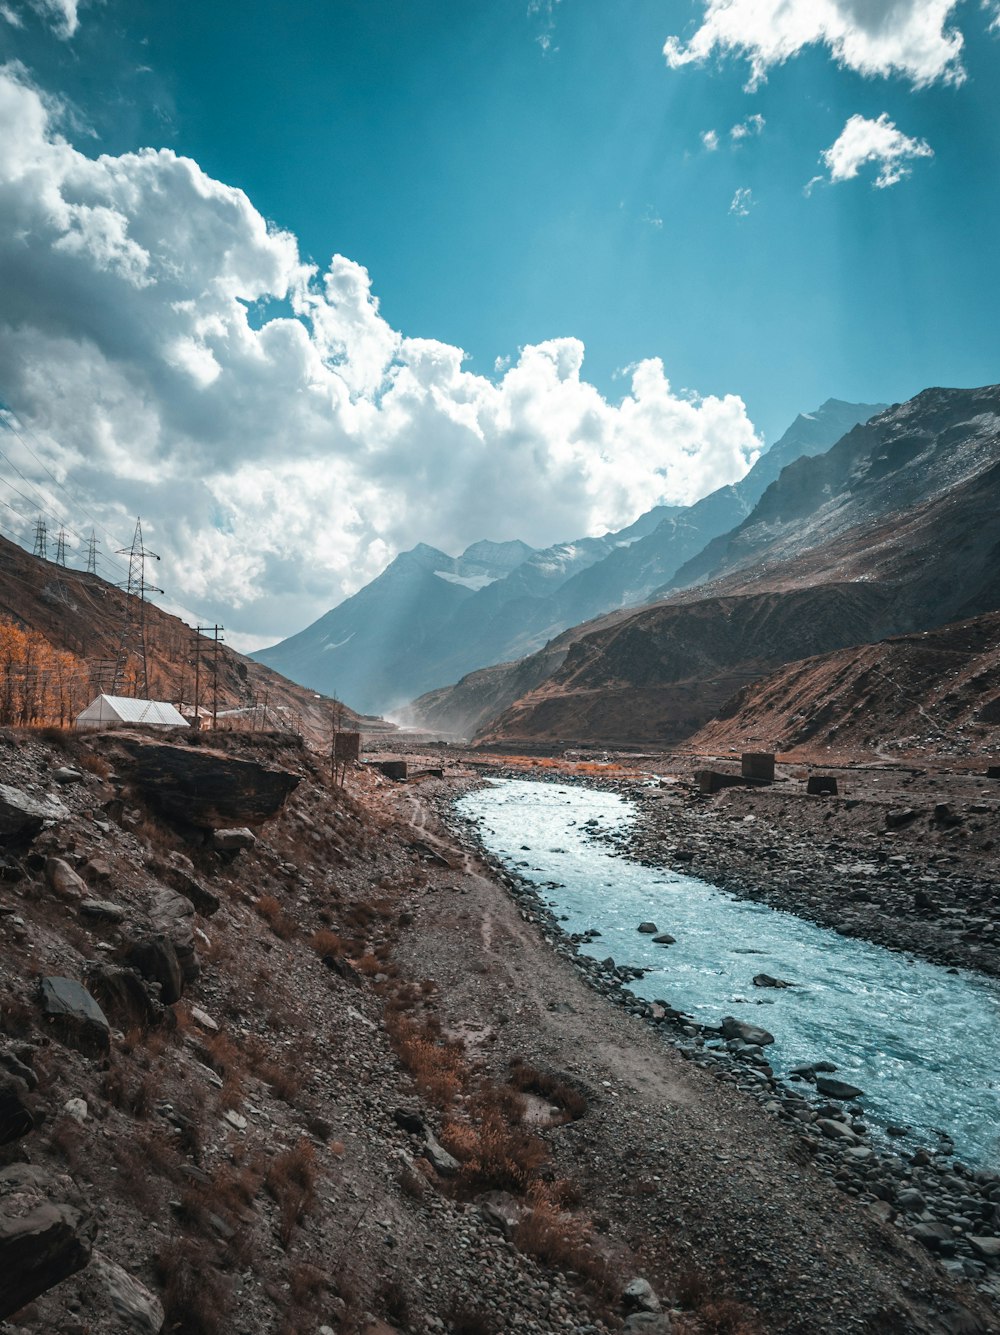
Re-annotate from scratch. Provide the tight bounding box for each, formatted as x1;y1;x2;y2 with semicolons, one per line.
612;761;1000;980
446;771;1000;1313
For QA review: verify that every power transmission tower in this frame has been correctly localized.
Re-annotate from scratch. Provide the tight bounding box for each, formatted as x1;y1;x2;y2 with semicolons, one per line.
54;529;69;567
84;530;99;575
196;624;224;728
32;518;47;560
112;517;163;698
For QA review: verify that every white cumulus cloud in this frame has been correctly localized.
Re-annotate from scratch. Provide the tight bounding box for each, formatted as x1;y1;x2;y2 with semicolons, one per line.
4;0;81;36
665;0;967;89
730;113;765;142
729;186;754;217
819;112;933;188
0;64;762;647
701;129;720;151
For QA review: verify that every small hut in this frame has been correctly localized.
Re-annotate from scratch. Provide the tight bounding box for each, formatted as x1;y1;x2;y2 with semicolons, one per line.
75;694;189;731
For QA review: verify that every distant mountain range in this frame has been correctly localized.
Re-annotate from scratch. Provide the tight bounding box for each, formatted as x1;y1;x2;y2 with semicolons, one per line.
252;398;884;714
457;384;1000;750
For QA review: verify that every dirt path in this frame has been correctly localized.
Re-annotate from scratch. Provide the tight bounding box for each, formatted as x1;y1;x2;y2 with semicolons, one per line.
389;779;998;1335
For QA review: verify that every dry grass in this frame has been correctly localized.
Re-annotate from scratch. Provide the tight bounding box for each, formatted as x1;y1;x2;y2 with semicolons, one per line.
101;1063;155;1118
508;1058;588;1122
156;1238;230;1335
440;1102;548;1196
265;1138;319;1249
386;1012;464;1107
254;894;298;940
76;748;111;777
310;927;345;958
0;994;33;1038
513;1188;611;1292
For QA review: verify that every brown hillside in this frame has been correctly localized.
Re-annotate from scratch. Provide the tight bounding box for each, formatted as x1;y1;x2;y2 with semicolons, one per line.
687;610;1000;760
476;583;906;748
0;533;392;745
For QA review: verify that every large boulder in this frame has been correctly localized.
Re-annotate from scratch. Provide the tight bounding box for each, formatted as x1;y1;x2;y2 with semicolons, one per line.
121;935;185;1005
87;964;171;1032
0;1163;95;1319
114;738;299;829
720;1016;775;1047
39;977;110;1055
150;888;200;985
0;785;69;846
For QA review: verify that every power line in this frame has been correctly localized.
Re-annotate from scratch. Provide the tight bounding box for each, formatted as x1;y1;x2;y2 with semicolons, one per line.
32;518;47;561
112;517;163;698
0;404;132;560
85;529;99;575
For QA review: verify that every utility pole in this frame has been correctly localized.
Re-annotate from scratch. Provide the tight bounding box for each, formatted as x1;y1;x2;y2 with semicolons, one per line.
54;529;69;567
196;624;224;729
84;530;99;575
112;517;163;698
32;518;47;561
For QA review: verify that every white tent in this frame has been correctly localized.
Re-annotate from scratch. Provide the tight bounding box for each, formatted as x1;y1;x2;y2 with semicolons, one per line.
75;694;189;730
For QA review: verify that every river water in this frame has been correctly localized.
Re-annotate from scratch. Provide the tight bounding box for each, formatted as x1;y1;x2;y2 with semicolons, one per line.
456;778;1000;1167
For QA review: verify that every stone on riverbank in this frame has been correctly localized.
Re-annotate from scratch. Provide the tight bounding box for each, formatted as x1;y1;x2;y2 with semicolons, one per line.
721;1017;775;1047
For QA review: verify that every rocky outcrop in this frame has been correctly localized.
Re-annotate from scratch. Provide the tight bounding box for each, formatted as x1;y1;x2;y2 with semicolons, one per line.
0;784;69;846
0;1163;95;1319
115;738;300;829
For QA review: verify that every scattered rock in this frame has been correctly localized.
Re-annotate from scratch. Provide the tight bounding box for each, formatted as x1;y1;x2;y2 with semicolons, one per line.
87;964;170;1033
752;974;792;989
623;1315;672;1334
0;1162;95;1320
150;888;200;985
652;933;676;945
91;1250;165;1335
52;767;84;785
82;857;113;885
623;1277;661;1313
422;1132;459;1177
211;827;258;852
79;899;126;924
189;1006;219;1032
45;858;87;901
63;1098;88;1125
637;922;658;934
392;1107;425;1135
815;1077;864;1101
115;738;299;829
969;1237;1000;1261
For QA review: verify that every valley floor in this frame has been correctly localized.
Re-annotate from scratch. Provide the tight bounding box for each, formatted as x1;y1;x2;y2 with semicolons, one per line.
1;731;998;1335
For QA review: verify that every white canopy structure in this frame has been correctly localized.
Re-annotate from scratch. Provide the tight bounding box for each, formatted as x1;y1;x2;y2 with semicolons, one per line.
75;695;189;730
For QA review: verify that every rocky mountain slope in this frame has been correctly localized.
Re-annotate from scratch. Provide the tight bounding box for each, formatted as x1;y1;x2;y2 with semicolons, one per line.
445;385;1000;751
476;583;909;749
687;610;1000;759
0;534;384;745
256;401;882;716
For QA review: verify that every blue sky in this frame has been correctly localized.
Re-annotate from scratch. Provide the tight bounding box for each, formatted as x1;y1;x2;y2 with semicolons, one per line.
10;0;998;438
0;0;998;643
